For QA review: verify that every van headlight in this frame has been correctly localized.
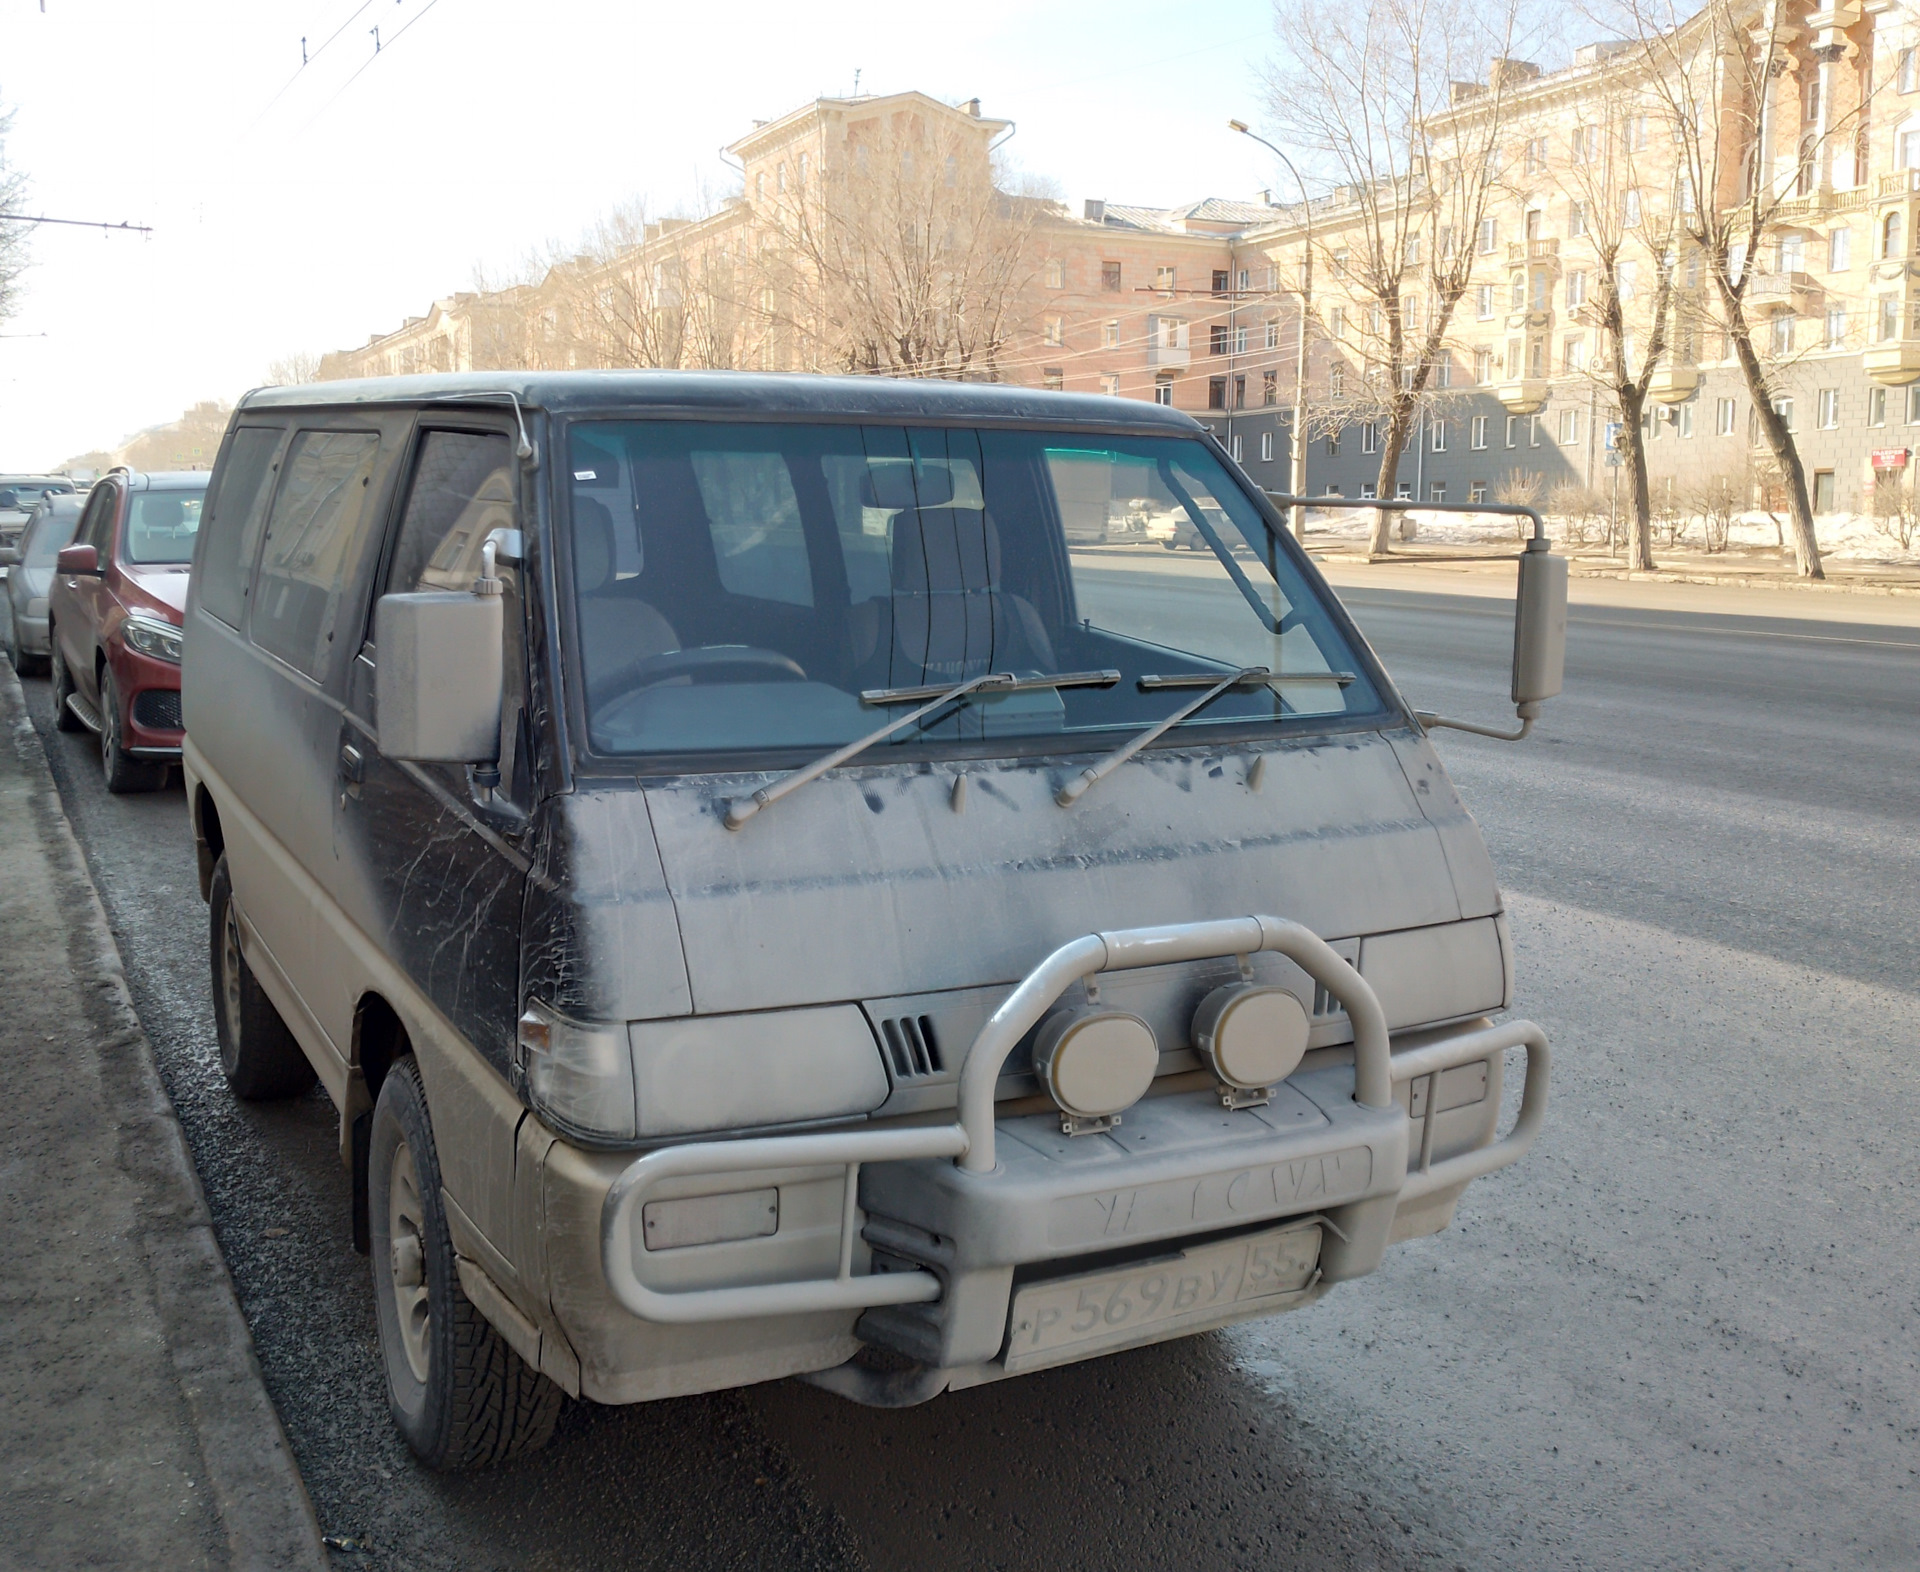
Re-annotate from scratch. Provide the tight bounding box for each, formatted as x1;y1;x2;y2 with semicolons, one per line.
122;613;183;663
515;1000;635;1140
1032;1007;1158;1125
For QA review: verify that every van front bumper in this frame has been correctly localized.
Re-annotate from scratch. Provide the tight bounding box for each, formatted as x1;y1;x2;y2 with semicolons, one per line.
589;916;1549;1388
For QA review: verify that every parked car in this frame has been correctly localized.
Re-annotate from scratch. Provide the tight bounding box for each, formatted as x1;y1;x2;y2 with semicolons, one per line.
48;469;206;792
0;474;79;560
5;492;85;673
182;372;1560;1470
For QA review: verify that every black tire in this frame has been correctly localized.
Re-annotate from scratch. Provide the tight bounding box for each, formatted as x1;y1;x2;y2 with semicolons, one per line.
50;628;84;732
208;853;316;1100
369;1058;562;1469
100;668;168;794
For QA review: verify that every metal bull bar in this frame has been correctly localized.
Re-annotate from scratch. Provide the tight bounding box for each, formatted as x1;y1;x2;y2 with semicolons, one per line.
600;916;1550;1324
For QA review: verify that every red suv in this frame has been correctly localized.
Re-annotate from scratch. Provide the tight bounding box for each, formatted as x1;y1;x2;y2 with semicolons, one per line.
49;468;207;792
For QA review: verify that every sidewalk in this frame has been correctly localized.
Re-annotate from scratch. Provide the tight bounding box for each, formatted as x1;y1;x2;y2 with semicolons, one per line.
0;668;326;1570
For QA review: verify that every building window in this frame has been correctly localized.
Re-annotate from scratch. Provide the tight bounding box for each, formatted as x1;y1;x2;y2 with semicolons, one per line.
1263;369;1278;405
1155;266;1177;292
1813;470;1836;511
1212;269;1231;297
1626;114;1649;151
1525;135;1548;173
1674;403;1691;438
1045;259;1065;289
776;161;787;193
1902;47;1919;93
1773;394;1795;431
1234;374;1247;408
1885;211;1904;259
1329;364;1345;398
1329;304;1347;339
1505;414;1519;448
1814;387;1839;428
1099;373;1121;397
1770;315;1794;355
1477;218;1498;254
1571;124;1596;164
1431;420;1448;452
1825;306;1847;348
1564;335;1586;371
1208;377;1227;409
1265;319;1280;351
1474;348;1493;383
1360;483;1377;499
1429;481;1447;502
1716;396;1736;435
1327;428;1341;456
1568;200;1587;237
1471;414;1489;449
1623;188;1642;227
1476;284;1495;320
1261;431;1274;462
1435;356;1452;388
1528;338;1547;377
1567;270;1587;309
1908;383;1920;422
1044;316;1064;346
1103;319;1120;348
1361;421;1378;454
1102;261;1122;292
1233;325;1249;355
1510;271;1526;309
1043;367;1065;391
1870;385;1888;425
1469;481;1489;503
1828;228;1851;271
1210;324;1230;356
1154;374;1174;405
1880;295;1901;341
1396;481;1414;499
1529;413;1542;447
1231;434;1244;462
1238;268;1251;291
798;153;809;185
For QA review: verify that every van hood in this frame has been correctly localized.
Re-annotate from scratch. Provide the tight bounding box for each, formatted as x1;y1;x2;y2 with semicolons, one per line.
559;728;1497;1020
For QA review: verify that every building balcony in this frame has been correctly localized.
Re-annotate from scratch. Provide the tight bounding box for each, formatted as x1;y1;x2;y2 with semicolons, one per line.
1774;186;1868;218
1647;366;1699;405
1878;170;1920;198
1496;379;1550;414
1146;344;1190;369
1863;342;1920;385
1505;308;1555;330
1747;271;1822;312
1505;238;1560;265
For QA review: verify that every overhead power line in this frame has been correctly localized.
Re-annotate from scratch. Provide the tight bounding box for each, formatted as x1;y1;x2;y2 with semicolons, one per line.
296;0;443;135
0;213;152;235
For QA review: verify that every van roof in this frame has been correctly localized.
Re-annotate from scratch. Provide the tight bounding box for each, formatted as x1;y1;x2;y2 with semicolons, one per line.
237;370;1208;434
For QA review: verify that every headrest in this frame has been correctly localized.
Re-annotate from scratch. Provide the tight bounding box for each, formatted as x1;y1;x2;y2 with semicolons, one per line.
144;496;185;529
891;506;1001;594
573;495;615;592
861;462;955;510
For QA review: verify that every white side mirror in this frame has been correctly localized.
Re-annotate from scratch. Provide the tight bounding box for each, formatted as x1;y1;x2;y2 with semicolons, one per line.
374;591;503;763
1511;541;1568;707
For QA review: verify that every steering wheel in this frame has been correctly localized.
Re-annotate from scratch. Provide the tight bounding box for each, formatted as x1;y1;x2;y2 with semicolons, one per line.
590;644;807;708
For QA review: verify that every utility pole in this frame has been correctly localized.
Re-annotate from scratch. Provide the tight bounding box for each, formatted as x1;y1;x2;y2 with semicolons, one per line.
1231;121;1311;543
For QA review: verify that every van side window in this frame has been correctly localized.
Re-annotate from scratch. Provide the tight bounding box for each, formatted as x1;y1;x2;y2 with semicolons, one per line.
197;427;282;627
686;450;813;606
385;431;514;598
78;485;116;554
251;430;380;677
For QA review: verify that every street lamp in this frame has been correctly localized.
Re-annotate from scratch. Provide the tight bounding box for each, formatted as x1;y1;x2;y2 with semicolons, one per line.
1230;120;1312;544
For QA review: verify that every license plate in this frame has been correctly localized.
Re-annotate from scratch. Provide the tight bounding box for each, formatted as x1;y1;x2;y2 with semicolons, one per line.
1003;1222;1322;1372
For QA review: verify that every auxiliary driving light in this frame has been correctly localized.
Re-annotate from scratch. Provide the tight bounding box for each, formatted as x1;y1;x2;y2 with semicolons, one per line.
1193;983;1310;1092
1031;1008;1158;1123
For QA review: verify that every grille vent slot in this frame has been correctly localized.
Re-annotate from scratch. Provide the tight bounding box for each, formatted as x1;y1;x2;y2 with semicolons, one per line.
879;1015;945;1080
1311;983;1341;1018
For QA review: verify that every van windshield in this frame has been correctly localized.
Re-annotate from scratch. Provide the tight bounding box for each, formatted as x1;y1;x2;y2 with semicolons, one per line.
566;421;1386;761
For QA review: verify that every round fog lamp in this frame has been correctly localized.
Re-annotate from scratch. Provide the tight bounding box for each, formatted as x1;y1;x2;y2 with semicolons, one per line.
1193;984;1309;1091
1032;1008;1158;1119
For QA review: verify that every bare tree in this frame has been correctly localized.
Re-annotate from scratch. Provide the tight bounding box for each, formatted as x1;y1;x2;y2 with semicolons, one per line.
1684;463;1747;552
1611;0;1863;577
1267;0;1527;554
1871;468;1920;551
744;111;1045;377
0;99;30;327
263;351;323;387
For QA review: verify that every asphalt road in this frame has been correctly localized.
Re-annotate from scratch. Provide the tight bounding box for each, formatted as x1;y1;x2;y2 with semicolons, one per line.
18;568;1920;1571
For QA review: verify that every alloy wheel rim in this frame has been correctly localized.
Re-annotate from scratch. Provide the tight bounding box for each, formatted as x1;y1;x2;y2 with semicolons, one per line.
101;676;117;765
219;899;245;1058
387;1140;432;1385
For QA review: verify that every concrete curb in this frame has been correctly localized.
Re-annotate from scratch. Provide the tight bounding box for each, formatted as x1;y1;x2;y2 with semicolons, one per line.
1;666;330;1572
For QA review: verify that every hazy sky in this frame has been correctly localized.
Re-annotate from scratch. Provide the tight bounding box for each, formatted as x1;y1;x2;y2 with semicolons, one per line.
0;0;1293;467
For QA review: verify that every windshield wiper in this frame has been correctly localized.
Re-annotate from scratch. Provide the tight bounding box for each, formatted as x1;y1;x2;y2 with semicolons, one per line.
725;668;1121;830
1055;667;1278;808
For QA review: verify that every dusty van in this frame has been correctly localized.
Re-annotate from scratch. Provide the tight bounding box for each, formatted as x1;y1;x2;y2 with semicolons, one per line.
181;373;1556;1468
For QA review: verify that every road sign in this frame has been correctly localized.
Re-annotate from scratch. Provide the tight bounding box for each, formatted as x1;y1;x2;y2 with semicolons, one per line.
1605;450;1623;466
1605;421;1624;450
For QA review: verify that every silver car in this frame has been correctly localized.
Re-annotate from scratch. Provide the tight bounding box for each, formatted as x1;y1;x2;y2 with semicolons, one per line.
0;475;79;562
5;492;83;674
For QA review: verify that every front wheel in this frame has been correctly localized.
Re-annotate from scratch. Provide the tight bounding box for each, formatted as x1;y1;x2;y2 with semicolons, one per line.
208;853;315;1100
369;1058;562;1469
50;629;84;732
100;669;168;793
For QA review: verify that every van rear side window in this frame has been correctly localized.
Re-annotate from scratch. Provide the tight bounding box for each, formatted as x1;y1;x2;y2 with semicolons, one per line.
252;430;380;677
198;427;282;627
